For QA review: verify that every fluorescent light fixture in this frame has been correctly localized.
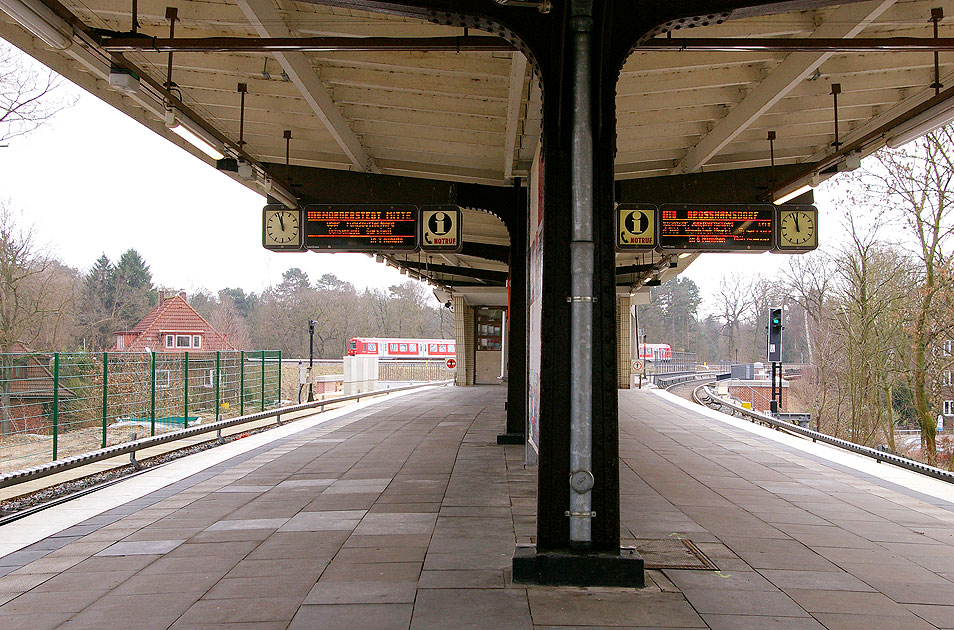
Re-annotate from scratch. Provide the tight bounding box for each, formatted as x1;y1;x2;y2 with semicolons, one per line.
886;99;954;149
164;108;225;161
264;178;297;210
0;0;72;50
677;252;692;259
773;182;813;205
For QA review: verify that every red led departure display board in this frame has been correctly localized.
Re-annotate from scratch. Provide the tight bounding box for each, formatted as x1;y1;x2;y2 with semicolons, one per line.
304;204;418;252
659;203;775;251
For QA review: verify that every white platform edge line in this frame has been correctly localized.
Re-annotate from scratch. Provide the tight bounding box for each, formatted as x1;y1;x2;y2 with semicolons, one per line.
0;386;439;558
650;388;954;507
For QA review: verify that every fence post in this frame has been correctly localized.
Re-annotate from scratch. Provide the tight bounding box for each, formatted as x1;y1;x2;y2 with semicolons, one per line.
240;350;245;416
260;351;266;412
277;350;282;406
150;352;156;436
184;352;189;429
102;352;108;449
52;353;59;461
215;351;221;421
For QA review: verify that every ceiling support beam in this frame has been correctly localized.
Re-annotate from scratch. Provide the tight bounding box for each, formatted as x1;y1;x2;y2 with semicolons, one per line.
401;260;509;284
671;0;895;175
101;35;517;53
236;0;378;173
639;37;954;53
503;52;528;182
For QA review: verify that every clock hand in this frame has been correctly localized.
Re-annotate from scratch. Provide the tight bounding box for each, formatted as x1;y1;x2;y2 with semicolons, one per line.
794;213;800;232
278;213;286;231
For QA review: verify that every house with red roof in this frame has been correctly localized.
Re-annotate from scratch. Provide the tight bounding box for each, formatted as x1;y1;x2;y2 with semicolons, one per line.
1;343;77;434
111;291;236;353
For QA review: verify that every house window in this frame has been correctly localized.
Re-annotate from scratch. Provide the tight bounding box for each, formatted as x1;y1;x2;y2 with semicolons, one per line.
175;335;191;348
166;335;174;348
192;335;201;349
116;335;125;350
944;400;954;416
12;361;26;379
476;308;503;351
944;340;953;357
156;369;171;389
202;369;216;388
945;371;953;387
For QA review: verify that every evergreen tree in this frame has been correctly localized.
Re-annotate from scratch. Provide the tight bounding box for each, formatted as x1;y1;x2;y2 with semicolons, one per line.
77;254;115;350
113;249;155;329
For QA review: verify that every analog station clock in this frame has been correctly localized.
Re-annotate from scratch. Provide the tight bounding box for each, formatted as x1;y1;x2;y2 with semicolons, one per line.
776;206;818;252
262;206;303;251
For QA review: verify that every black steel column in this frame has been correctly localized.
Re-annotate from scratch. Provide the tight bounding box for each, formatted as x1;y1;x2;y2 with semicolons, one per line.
512;0;641;586
499;185;529;445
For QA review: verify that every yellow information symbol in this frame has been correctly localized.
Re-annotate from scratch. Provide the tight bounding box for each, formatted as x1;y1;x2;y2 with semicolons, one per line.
617;204;656;249
420;205;462;252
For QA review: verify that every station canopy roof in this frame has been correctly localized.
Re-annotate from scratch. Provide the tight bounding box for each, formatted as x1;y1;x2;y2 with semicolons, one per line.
1;0;951;299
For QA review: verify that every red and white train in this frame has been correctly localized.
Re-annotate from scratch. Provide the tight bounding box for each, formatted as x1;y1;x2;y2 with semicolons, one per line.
347;337;457;359
637;343;672;361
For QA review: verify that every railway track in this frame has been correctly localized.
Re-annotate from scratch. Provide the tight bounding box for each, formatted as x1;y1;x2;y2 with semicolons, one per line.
664;376;717;401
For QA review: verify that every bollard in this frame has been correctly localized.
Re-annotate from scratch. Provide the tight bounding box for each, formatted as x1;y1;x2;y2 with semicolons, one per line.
129;432;139;470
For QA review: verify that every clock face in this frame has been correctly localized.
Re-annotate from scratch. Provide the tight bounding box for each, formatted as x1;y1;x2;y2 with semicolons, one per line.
779;209;817;248
263;208;302;250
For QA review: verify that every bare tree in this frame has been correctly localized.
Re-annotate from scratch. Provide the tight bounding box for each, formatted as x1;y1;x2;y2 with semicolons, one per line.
855;129;954;465
714;274;748;363
0;203;72;434
0;42;75;145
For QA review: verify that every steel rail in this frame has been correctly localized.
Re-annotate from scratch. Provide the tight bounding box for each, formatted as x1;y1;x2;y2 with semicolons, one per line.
640;37;954;53
692;384;954;484
0;380;452;490
101;35;516;53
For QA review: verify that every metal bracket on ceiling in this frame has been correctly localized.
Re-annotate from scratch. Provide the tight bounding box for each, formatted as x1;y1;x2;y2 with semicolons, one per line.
493;0;551;14
566;296;596;303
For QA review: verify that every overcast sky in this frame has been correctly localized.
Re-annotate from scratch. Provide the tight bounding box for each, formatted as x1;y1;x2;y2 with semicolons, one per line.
1;47;846;310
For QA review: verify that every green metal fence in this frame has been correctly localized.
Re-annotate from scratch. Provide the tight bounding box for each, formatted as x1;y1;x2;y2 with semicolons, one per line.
0;350;281;473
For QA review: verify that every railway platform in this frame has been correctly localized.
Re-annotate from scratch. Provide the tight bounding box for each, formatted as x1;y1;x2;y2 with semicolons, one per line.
1;385;954;629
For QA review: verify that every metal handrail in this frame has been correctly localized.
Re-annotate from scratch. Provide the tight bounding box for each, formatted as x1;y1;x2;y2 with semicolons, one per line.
0;380;452;490
692;384;954;484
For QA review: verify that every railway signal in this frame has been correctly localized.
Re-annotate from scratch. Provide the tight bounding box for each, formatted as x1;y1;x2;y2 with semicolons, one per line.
767;308;783;414
767;308;782;362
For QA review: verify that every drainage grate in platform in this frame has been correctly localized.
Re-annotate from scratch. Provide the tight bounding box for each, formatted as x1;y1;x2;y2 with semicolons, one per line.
626;538;719;570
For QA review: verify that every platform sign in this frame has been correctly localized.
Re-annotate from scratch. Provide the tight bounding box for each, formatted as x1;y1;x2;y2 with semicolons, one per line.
304;204;418;252
420;205;462;252
617;203;657;250
659;203;774;251
445;358;457;370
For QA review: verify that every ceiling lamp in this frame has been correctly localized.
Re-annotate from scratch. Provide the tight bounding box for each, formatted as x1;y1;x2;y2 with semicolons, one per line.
885;98;954;149
0;0;72;50
164;108;225;161
773;182;813;205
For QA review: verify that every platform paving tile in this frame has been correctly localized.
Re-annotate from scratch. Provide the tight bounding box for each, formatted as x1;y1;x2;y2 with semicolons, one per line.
415;588;532;630
700;613;828;629
527;588;705;628
288;602;414;630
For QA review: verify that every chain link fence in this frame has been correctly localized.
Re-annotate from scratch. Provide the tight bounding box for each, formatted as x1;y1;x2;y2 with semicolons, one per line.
0;351;281;473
